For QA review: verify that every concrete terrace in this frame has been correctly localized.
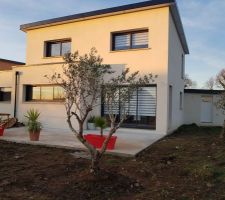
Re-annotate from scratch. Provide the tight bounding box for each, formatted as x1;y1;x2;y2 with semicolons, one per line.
0;127;164;157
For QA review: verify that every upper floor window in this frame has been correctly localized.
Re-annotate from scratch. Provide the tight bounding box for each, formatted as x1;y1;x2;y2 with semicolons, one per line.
45;40;71;57
0;87;11;102
25;85;65;102
112;30;148;51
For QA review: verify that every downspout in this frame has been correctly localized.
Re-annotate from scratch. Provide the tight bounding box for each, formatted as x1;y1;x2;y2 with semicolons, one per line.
14;71;19;118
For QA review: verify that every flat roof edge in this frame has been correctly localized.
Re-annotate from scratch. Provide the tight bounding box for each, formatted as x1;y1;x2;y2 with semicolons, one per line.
184;89;223;95
20;0;174;31
20;0;189;54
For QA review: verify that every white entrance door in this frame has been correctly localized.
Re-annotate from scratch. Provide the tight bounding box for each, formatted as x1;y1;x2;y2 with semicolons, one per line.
200;96;213;123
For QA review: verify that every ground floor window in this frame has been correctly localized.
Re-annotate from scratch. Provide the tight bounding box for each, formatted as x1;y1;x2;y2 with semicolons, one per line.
25;85;64;102
102;85;157;129
0;87;11;102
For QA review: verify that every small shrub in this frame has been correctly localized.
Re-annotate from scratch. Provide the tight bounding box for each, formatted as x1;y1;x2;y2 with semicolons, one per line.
94;116;107;136
87;116;95;123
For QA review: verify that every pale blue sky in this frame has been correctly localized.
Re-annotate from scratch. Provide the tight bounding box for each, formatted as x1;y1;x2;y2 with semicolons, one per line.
0;0;225;87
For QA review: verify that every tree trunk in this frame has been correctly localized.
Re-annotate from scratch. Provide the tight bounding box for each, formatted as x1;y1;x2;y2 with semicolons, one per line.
90;152;101;174
100;128;103;137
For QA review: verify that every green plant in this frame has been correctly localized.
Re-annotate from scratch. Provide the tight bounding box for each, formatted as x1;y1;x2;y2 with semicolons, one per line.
94;117;107;136
87;116;95;123
24;109;42;133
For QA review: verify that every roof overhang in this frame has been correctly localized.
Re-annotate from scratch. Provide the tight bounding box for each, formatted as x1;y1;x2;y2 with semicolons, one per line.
20;0;189;54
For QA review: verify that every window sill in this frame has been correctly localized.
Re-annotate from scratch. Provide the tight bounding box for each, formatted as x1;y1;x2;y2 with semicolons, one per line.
110;47;151;53
23;101;64;105
43;56;63;59
0;101;11;104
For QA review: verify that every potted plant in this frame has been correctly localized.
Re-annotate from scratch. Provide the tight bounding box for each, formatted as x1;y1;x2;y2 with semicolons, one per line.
24;109;42;141
87;116;96;130
94;116;107;137
85;116;117;150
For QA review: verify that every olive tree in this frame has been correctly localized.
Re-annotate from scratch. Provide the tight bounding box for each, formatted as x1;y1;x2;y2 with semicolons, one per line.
47;48;156;173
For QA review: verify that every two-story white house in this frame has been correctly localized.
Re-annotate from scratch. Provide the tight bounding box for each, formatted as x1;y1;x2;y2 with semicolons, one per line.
0;0;189;135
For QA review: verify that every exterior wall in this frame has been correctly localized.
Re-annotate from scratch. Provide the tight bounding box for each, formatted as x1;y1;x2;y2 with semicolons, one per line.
167;12;185;132
23;7;171;134
15;64;125;131
0;70;14;115
184;93;224;126
13;64;72;131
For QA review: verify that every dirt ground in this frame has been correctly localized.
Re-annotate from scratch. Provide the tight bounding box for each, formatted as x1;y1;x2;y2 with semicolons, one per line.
0;124;225;200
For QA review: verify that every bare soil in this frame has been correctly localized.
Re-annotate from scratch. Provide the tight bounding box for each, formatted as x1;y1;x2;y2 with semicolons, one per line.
0;124;225;200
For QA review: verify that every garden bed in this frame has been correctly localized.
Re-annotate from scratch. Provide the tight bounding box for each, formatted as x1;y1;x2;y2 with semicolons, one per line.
0;125;224;200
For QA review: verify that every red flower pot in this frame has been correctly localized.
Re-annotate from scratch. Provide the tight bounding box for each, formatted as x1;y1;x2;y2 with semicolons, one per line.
84;134;117;150
0;126;4;136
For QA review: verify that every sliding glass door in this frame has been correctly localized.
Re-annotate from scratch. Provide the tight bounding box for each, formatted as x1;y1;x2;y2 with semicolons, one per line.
102;85;156;129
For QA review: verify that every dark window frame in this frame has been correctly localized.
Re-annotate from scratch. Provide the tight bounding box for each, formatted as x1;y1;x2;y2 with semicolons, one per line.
112;29;149;51
0;87;12;102
45;39;71;57
25;85;65;102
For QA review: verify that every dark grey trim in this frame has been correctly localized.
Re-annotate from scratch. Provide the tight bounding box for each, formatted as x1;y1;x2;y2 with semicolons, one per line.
169;3;189;54
184;89;224;95
20;0;189;54
20;0;173;30
14;71;19;118
0;58;25;65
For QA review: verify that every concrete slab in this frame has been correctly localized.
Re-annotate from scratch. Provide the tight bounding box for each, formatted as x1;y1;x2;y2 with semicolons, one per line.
0;127;165;157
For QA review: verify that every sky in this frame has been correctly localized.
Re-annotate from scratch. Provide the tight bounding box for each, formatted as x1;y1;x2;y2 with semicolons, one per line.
0;0;225;88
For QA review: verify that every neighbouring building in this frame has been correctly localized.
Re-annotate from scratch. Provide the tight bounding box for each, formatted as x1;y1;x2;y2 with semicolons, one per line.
0;58;24;71
0;0;189;134
184;89;224;127
0;59;24;115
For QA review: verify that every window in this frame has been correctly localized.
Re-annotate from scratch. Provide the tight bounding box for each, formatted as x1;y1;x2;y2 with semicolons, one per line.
53;86;65;100
179;92;183;110
0;87;11;102
112;30;148;51
45;40;71;57
25;85;64;102
181;54;185;79
102;85;156;129
41;86;54;100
